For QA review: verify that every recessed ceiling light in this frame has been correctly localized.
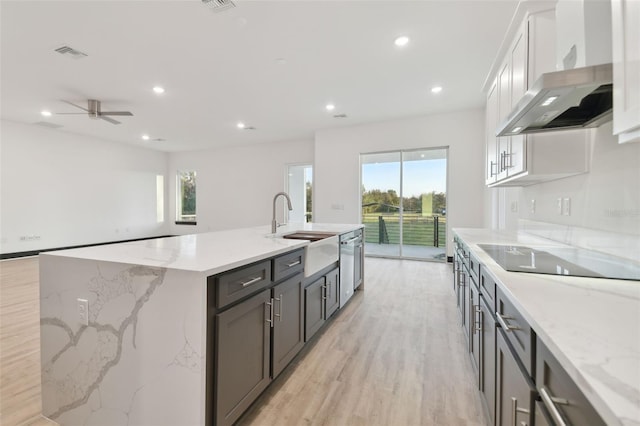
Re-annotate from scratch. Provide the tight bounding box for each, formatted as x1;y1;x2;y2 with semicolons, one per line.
325;103;335;111
142;134;150;141
431;86;443;94
41;110;52;117
153;86;165;94
394;36;410;47
237;122;246;129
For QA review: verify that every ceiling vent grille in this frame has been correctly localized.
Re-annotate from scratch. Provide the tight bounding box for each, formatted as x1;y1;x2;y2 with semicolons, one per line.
34;121;63;129
54;45;88;59
201;0;236;12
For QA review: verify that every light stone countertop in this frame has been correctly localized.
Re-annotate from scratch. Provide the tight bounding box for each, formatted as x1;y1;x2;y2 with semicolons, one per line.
42;223;363;276
453;228;640;426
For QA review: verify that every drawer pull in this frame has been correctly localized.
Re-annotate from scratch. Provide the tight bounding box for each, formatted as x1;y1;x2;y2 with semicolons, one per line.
540;386;569;426
240;276;263;287
496;312;521;332
286;260;301;267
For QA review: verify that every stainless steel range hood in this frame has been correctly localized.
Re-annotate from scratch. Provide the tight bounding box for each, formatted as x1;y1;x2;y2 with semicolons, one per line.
496;63;613;137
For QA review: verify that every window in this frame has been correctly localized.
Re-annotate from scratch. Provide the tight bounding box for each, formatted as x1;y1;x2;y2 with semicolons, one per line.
286;164;313;223
176;171;196;224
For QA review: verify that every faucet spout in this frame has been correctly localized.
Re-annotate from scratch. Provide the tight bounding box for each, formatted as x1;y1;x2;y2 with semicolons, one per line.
272;192;293;233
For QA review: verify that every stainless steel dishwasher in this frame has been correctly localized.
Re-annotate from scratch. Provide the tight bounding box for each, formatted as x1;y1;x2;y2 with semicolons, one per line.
339;230;361;308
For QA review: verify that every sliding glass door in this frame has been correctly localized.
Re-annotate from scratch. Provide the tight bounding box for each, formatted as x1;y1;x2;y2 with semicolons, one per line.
361;148;447;261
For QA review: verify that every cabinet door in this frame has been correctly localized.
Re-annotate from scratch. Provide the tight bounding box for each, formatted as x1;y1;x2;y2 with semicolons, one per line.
497;61;511;180
304;277;325;342
507;22;528;177
215;289;271;426
272;273;304;378
325;267;340;319
486;79;499;184
480;296;496;425
612;0;640;143
456;265;467;327
496;330;535;426
469;281;481;383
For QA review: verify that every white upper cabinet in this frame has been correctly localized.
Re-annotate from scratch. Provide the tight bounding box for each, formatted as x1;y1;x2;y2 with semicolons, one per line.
484;7;588;187
612;0;640;144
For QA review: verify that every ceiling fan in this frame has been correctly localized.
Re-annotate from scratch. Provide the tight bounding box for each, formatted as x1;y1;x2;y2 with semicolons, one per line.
56;99;133;125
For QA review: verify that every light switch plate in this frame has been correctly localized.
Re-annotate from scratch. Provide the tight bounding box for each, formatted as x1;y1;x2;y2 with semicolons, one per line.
557;198;563;215
530;199;536;214
562;197;571;216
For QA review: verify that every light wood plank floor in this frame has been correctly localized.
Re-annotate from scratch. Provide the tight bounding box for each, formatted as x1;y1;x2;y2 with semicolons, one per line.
1;256;487;426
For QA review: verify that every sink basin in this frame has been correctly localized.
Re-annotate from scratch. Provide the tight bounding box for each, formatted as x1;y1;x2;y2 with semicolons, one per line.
280;231;339;277
282;231;337;242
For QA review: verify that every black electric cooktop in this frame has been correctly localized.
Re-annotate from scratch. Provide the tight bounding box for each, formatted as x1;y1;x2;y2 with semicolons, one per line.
478;244;640;281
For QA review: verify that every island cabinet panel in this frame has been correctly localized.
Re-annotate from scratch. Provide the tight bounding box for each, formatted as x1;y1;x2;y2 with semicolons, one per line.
325;267;340;318
354;229;364;289
479;293;496;425
535;338;606;426
272;273;305;378
215;289;272;426
304;276;326;341
213;260;272;309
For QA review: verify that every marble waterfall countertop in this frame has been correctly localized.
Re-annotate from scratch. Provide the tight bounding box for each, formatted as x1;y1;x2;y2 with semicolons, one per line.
453;228;640;426
42;223;363;276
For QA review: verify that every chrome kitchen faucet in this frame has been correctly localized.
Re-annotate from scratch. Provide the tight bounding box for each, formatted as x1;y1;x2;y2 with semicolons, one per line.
272;192;293;233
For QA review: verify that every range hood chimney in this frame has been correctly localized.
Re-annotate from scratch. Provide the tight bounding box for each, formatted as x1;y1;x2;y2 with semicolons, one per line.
497;0;613;137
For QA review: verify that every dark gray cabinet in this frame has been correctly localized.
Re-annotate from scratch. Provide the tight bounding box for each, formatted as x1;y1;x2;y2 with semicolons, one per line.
536;338;606;426
304;267;340;342
304;277;325;341
496;330;535;426
325;267;339;318
272;274;305;378
215;289;271;426
469;278;481;381
480;293;496;425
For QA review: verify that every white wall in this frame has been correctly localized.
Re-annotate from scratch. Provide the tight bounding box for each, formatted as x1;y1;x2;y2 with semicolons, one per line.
168;139;314;235
0;120;169;254
513;122;640;236
314;108;487;257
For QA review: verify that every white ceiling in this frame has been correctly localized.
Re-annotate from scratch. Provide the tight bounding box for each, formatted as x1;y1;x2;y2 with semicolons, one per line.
0;0;518;152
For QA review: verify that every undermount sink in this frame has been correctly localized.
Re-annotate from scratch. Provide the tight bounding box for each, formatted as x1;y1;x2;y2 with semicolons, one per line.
280;231;339;277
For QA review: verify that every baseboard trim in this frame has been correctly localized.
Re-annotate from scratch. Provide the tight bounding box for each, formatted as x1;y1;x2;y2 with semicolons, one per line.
0;235;174;260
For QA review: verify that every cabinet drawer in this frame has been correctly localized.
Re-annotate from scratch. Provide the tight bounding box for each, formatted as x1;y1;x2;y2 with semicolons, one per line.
480;269;496;308
212;260;272;309
496;286;535;376
272;249;304;282
536;338;606;426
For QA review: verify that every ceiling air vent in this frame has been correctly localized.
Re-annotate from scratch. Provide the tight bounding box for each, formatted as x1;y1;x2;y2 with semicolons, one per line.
34;121;63;129
54;45;88;59
333;114;348;119
201;0;236;13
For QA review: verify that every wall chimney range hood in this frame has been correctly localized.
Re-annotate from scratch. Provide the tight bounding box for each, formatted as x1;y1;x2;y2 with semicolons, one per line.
496;63;613;137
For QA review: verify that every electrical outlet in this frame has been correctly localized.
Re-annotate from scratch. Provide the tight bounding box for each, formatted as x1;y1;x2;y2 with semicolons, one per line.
562;197;571;216
530;199;536;214
77;298;89;326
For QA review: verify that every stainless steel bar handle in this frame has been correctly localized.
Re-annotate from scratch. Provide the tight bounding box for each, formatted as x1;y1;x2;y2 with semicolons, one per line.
511;397;530;426
474;306;483;334
241;276;262;287
490;161;498;177
266;298;274;327
274;294;283;321
539;387;569;426
286;260;301;267
322;283;327;300
496;312;521;332
341;237;359;245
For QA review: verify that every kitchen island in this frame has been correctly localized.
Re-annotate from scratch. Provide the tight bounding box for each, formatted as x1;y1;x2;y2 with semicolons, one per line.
38;223;363;426
453;228;640;426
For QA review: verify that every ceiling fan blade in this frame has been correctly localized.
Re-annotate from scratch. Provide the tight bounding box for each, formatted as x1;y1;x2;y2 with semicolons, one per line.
99;115;121;125
54;112;90;115
100;111;133;116
61;100;89;112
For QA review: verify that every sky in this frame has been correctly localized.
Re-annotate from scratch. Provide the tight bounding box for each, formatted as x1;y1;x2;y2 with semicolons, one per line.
362;158;447;197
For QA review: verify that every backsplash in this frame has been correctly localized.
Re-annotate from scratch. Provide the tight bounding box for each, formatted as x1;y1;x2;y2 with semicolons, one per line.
504;121;640;260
